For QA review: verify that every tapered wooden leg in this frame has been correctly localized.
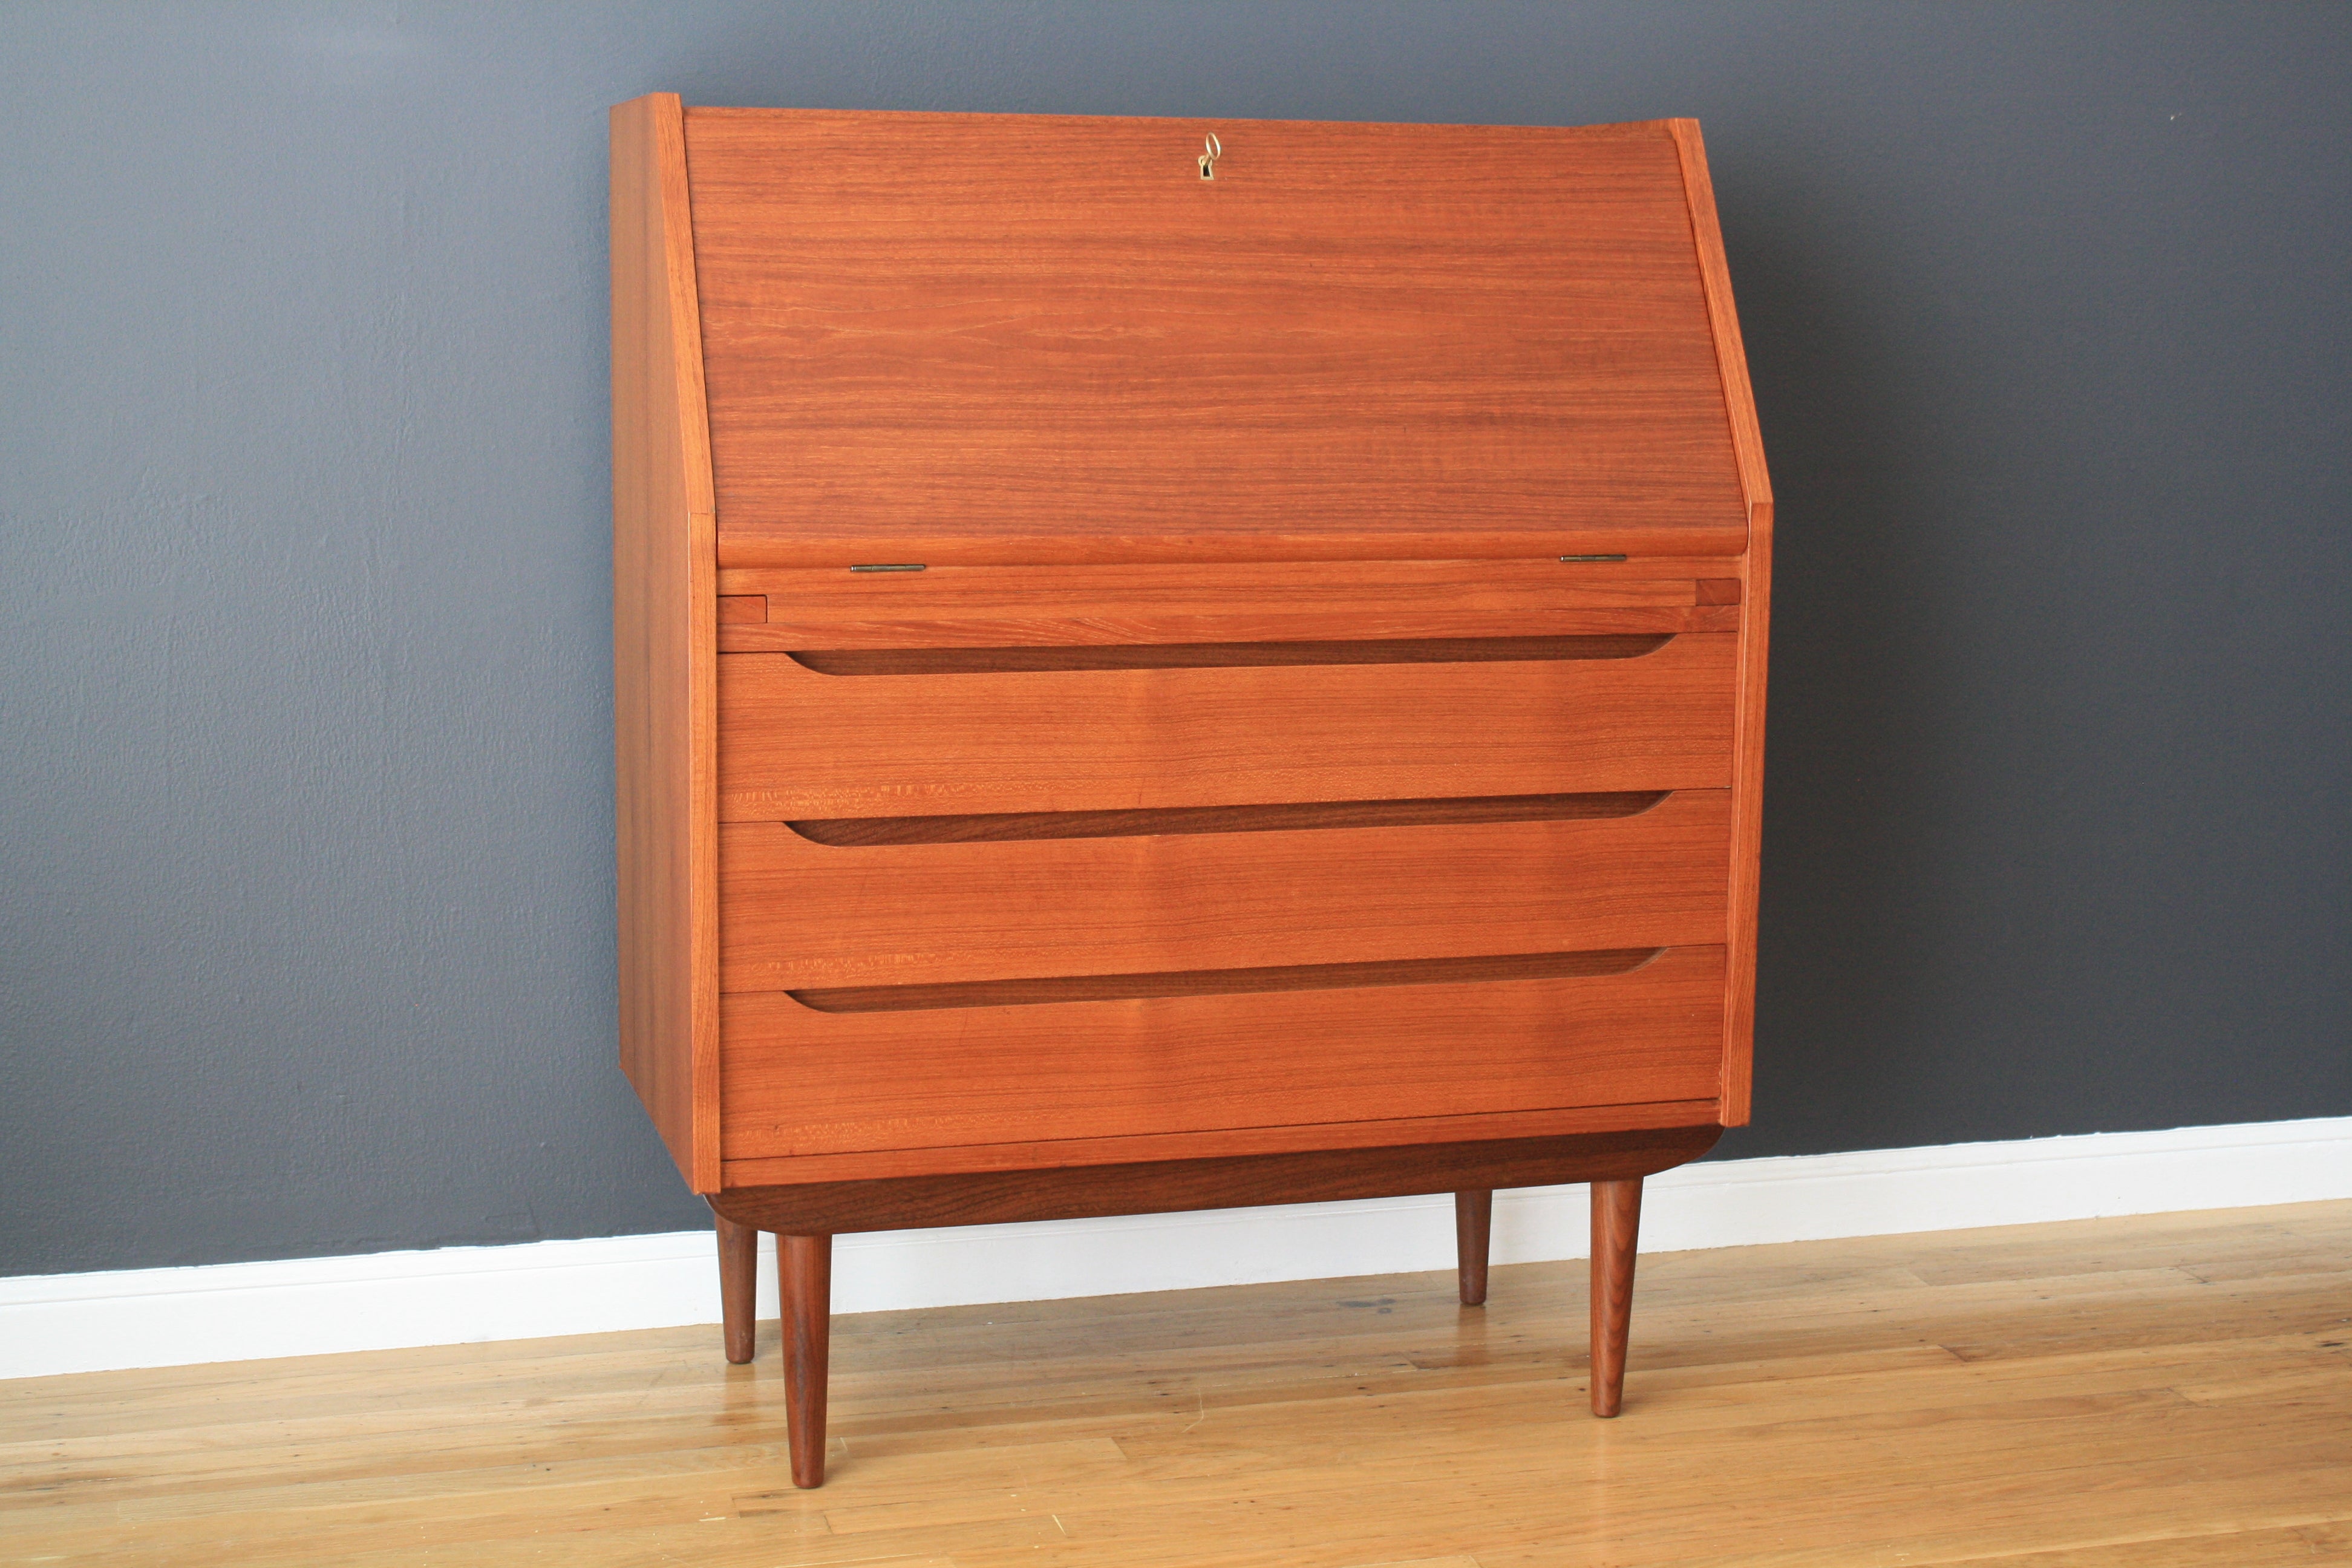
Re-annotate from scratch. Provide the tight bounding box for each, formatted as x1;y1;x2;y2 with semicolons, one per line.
1454;1189;1492;1306
1589;1177;1642;1417
715;1212;759;1364
782;1233;833;1488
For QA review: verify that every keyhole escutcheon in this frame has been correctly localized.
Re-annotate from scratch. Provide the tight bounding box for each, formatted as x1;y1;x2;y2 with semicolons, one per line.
1198;131;1221;180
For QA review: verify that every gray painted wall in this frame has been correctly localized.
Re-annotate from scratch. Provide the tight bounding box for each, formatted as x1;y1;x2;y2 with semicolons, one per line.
3;2;2345;1277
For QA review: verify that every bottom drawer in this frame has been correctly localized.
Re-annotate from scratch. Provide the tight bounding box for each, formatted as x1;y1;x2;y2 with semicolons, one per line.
720;946;1726;1162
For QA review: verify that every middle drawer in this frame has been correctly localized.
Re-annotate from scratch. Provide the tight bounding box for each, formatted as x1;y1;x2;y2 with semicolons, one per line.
716;632;1737;820
719;788;1731;991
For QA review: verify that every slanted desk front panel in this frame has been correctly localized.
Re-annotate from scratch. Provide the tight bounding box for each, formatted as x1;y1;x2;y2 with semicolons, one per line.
682;109;1747;565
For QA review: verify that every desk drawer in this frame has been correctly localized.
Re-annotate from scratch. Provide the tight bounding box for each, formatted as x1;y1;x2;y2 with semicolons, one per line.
720;946;1726;1159
719;789;1728;990
716;633;1736;818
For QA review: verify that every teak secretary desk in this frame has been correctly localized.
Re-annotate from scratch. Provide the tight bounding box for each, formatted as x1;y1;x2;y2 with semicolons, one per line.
611;94;1770;1488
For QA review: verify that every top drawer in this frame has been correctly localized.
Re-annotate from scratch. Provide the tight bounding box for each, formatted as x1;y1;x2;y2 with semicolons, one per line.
717;632;1737;819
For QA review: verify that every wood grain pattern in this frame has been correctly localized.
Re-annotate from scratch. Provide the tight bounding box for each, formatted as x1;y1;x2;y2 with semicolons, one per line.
717;632;1737;819
725;557;1751;595
717;558;1742;647
708;1126;1719;1233
1670;119;1774;1128
716;594;767;622
784;790;1668;846
722;558;1748;598
610;92;721;1191
719;947;1726;1160
1590;1175;1643;1416
684;109;1748;566
15;1201;2344;1563
720;1099;1722;1187
721;557;1743;644
723;605;1735;649
717;526;1749;569
719;792;1731;990
1696;577;1741;604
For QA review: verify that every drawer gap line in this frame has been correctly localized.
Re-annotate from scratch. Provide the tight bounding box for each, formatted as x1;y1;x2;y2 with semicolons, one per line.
785;947;1668;1013
788;633;1672;675
785;791;1673;846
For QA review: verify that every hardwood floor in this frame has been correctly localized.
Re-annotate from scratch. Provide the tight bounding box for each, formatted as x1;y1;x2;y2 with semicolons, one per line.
3;1200;2347;1566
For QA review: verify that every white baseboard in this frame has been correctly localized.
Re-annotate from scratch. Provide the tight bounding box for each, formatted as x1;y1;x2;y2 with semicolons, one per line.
5;1116;2346;1380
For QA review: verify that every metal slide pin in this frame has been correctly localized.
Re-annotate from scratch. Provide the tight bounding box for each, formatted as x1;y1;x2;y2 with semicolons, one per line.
849;563;927;573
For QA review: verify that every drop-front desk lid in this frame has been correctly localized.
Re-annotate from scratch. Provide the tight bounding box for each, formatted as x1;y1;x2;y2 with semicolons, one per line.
680;108;1763;567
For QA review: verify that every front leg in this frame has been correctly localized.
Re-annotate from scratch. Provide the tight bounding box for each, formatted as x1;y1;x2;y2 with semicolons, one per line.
1589;1177;1642;1417
782;1233;834;1487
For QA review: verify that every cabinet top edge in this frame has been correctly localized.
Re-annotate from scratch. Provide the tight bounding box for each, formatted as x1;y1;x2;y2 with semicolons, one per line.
651;100;1690;141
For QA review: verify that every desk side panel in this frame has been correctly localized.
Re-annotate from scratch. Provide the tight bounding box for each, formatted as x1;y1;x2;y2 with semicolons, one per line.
612;93;720;1191
1671;120;1772;1126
